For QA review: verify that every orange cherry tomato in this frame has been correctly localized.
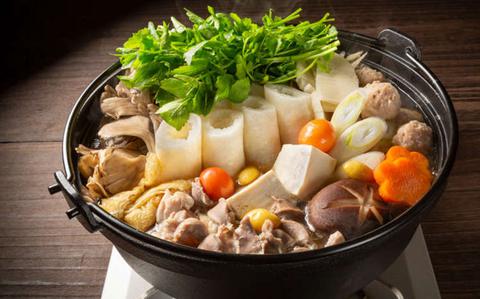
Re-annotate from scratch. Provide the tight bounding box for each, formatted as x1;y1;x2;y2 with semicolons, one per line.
298;119;336;152
199;167;235;201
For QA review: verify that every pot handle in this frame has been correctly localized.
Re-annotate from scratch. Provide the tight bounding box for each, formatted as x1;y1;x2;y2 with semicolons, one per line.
377;28;422;61
48;171;101;233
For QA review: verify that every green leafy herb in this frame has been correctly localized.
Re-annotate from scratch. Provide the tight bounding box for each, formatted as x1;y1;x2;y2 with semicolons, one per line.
116;7;339;129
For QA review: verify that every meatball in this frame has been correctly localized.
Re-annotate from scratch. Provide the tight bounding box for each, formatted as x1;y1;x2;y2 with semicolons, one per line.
395;108;424;127
356;65;385;86
361;82;401;120
392;120;433;154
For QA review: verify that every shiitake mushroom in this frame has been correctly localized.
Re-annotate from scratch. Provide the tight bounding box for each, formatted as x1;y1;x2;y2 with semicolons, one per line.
306;179;408;240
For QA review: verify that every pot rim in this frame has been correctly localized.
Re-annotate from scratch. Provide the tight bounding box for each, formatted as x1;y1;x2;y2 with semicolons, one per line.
58;29;459;264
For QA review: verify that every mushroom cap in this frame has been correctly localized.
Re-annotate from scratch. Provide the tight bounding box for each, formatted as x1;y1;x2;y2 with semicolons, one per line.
306;179;389;239
98;115;155;152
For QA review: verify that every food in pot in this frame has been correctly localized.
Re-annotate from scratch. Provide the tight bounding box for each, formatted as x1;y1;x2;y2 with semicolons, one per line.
306;179;389;239
361;82;401;120
355;65;385;87
392;120;433;154
76;7;435;254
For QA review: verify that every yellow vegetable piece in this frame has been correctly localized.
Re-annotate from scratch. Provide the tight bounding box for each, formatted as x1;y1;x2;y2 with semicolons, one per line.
342;160;374;182
244;208;280;233
144;152;162;187
99;185;145;219
124;196;160;232
237;166;261;186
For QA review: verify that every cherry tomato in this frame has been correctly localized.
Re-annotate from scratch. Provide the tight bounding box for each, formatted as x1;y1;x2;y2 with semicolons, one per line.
298;119;336;152
199;167;235;201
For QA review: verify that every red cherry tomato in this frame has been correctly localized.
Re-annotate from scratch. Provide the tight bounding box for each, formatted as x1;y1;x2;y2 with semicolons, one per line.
199;167;235;201
298;119;336;152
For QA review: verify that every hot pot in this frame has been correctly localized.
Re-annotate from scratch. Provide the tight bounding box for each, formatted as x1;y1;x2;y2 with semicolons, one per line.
48;29;458;299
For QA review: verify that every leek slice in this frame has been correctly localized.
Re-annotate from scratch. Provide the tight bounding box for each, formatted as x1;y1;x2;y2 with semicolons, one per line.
330;89;367;135
330;117;387;162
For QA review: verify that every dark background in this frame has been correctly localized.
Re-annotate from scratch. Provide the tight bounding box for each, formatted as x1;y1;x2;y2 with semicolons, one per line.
1;0;479;298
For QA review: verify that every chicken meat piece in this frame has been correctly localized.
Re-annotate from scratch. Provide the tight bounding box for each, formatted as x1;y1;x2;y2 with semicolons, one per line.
271;197;304;222
151;209;195;241
98;116;155;153
281;220;314;248
173;218;209;247
361;82;401;120
207;199;234;225
217;224;237;253
156;191;195;223
325;231;346;247
393;120;433;154
355;65;385;86
198;224;237;253
152;218;178;241
235;217;262;254
191;178;215;209
198;234;223;252
272;229;295;250
259;219;285;254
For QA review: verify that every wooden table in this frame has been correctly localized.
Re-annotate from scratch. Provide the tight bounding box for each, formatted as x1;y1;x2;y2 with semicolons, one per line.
0;1;479;298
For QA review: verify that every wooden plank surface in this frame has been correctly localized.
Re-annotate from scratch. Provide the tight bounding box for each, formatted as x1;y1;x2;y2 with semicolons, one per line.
0;0;479;298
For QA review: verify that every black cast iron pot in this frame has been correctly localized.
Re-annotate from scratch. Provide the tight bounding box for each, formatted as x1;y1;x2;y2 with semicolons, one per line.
48;29;458;299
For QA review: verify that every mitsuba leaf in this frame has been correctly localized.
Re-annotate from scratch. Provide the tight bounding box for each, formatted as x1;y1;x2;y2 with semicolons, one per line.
116;7;339;130
215;74;234;101
229;78;250;103
157;99;190;130
160;78;190;98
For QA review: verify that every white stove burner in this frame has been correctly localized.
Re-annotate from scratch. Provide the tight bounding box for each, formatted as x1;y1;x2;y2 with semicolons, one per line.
101;226;440;299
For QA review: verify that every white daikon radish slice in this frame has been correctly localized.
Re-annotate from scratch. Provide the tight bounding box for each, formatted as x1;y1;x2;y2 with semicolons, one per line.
250;83;265;97
330;117;387;162
296;61;315;93
330;89;367;135
273;144;337;200
155;114;202;182
310;91;326;119
315;54;359;107
240;96;281;171
202;109;245;176
227;170;296;218
264;84;314;144
334;151;385;179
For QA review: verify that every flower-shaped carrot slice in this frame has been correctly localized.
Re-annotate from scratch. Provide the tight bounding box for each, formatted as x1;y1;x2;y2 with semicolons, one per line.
374;146;432;205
